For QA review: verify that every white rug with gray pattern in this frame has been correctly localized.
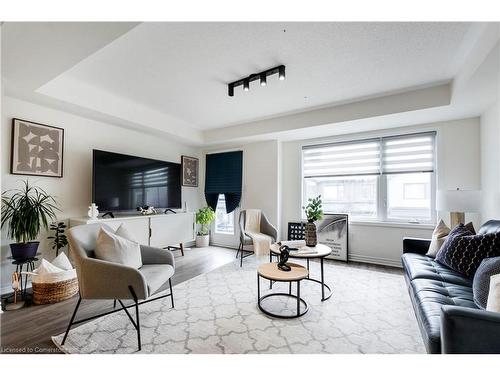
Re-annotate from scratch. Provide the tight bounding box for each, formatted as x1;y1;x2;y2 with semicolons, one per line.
52;257;425;354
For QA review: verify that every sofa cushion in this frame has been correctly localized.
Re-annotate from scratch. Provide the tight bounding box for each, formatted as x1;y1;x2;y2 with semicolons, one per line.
436;225;500;278
139;264;174;295
409;278;476;353
473;257;500;309
402;253;472;287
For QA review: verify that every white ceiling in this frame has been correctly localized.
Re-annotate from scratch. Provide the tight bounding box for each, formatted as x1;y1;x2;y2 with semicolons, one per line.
40;22;472;129
2;22;498;145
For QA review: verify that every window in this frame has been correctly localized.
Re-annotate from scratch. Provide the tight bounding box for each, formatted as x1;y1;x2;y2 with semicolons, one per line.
303;132;436;223
215;195;234;234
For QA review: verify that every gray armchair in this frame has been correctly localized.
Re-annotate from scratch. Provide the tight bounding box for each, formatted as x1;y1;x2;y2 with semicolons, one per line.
61;223;175;351
237;210;278;267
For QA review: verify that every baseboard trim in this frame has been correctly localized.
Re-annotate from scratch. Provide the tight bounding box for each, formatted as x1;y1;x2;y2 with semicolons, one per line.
347;254;402;268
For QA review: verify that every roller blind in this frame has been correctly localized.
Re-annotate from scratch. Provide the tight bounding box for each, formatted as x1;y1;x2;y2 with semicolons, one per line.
382;132;435;174
303;132;435;178
204;151;243;213
303;139;381;178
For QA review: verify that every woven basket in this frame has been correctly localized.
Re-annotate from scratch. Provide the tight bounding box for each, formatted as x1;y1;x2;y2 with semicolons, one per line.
32;277;79;305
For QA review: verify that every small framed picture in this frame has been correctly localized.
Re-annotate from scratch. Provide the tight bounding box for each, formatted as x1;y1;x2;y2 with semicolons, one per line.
11;118;64;178
181;155;199;187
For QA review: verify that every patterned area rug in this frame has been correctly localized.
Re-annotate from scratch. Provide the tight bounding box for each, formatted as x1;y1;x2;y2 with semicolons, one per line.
52;257;425;354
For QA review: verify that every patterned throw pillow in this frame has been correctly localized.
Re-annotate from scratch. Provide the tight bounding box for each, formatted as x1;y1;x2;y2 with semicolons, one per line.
435;224;500;278
473;257;500;309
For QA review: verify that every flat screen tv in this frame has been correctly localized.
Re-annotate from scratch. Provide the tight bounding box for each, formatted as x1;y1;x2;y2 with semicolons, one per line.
92;149;182;212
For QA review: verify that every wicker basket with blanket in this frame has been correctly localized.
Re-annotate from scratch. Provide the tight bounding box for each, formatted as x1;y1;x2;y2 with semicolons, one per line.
29;253;79;305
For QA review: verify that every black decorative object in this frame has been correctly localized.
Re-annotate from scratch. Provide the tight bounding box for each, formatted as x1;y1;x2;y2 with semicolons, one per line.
277;245;291;271
228;65;285;96
204;151;243;213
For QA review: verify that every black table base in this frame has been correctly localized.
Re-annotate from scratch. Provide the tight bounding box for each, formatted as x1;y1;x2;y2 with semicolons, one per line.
257;274;308;319
270;254;332;301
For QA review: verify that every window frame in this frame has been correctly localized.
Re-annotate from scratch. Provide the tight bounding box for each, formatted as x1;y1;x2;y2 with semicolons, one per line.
301;132;436;225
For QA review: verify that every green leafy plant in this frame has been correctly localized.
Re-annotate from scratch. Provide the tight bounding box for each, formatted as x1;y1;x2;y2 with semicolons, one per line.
48;221;68;256
195;206;216;236
1;180;59;243
303;195;323;223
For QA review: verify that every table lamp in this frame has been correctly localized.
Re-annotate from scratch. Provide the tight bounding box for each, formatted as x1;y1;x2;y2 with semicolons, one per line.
436;188;481;228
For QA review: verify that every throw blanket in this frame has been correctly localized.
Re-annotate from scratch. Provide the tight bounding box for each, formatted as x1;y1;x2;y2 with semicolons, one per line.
245;209;272;257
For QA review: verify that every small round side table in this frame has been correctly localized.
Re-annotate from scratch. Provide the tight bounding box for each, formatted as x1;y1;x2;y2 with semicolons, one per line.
257;262;309;318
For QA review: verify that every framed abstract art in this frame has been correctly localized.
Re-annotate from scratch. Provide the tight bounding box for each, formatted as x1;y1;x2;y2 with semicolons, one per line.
181;155;198;187
10;118;64;178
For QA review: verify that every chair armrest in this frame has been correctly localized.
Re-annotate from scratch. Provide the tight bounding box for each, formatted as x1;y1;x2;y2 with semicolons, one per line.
261;215;278;242
78;257;148;300
441;306;500;353
403;237;431;255
140;245;175;268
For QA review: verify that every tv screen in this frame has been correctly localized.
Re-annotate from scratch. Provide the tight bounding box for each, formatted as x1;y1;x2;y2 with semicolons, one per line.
92;149;181;212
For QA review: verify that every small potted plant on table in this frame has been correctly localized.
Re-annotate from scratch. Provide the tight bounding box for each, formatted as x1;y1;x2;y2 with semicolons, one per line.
303;195;323;247
1;180;59;260
195;206;216;247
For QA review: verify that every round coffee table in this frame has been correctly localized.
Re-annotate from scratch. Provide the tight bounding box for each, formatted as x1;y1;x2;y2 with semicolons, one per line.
270;243;333;301
257;262;309;318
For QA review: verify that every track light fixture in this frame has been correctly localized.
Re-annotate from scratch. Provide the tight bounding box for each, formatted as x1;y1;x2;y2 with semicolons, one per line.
227;64;285;97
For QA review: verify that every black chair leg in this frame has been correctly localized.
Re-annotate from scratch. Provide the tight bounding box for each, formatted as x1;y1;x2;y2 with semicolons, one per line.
61;295;82;345
240;242;243;267
236;243;241;258
169;278;174;308
127;286;141;351
113;299;117;309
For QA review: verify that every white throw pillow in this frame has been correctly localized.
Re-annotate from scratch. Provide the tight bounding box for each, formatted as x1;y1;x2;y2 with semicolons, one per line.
115;223;138;243
52;252;73;271
426;220;450;257
486;274;500;313
95;227;142;269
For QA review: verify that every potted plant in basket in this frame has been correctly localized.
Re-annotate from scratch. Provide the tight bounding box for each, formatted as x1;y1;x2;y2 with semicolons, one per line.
1;180;59;260
195;206;216;247
303;195;323;247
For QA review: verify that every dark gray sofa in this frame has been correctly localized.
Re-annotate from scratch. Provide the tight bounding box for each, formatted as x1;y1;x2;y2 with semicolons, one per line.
402;220;500;354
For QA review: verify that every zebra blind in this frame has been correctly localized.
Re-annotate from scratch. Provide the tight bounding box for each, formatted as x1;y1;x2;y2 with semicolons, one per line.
303;132;435;178
382;132;435;174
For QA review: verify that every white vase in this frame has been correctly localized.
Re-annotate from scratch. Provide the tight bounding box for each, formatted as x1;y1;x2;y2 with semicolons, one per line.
196;234;209;247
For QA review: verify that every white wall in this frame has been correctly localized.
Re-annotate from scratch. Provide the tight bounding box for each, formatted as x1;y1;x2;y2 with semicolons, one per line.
1;96;203;291
480;100;500;221
281;118;481;267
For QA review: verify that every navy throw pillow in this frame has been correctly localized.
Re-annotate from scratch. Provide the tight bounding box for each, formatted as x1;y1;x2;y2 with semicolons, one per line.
473;257;500;309
435;224;500;278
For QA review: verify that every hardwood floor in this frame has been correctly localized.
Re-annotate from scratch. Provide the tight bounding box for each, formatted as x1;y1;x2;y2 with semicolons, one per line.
0;246;237;354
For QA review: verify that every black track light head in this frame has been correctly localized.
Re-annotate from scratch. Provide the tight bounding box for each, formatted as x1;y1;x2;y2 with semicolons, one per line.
243;78;250;91
228;84;234;97
278;65;286;81
260;73;267;86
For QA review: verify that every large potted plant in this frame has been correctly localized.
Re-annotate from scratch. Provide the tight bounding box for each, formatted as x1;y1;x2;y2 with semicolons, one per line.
303;195;323;247
1;180;59;260
195;206;216;247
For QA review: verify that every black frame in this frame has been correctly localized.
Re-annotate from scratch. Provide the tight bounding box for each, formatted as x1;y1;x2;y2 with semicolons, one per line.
61;279;174;351
10;118;65;178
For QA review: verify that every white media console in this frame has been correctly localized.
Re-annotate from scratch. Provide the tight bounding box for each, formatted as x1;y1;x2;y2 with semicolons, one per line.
69;212;195;256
